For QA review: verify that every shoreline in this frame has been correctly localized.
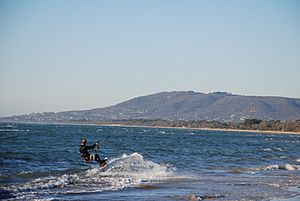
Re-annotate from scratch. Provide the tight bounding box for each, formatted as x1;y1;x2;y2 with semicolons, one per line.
193;127;300;135
2;121;300;135
95;123;300;135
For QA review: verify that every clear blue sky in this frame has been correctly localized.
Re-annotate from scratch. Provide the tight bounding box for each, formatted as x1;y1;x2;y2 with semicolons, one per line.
1;0;300;117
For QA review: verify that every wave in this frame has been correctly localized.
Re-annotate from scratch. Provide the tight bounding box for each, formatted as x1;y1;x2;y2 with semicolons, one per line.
0;129;30;132
168;193;225;200
259;147;285;152
253;164;300;171
0;153;177;200
0;168;85;182
231;163;300;174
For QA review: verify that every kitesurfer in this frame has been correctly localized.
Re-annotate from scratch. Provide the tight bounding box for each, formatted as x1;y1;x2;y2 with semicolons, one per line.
79;139;106;167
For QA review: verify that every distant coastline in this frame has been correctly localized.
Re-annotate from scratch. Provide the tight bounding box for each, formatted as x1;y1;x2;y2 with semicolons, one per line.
2;118;300;134
96;123;300;135
71;118;300;134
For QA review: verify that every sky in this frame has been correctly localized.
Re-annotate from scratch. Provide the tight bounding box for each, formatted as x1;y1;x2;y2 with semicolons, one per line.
0;0;300;117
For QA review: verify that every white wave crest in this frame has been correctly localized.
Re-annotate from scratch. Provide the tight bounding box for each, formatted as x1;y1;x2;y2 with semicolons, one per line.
234;163;300;174
251;164;300;172
259;147;285;152
0;129;29;132
102;152;175;179
2;153;177;200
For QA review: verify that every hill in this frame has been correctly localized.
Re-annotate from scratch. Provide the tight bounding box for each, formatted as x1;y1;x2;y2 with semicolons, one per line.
2;91;300;123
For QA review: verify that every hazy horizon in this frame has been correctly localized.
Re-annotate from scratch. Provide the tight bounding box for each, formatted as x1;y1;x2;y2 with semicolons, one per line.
1;0;300;117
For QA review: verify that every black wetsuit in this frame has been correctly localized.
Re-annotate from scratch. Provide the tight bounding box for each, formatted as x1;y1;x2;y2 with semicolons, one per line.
79;143;97;161
79;143;106;166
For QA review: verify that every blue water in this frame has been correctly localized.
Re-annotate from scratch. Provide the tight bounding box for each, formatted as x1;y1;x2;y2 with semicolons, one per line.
1;122;300;201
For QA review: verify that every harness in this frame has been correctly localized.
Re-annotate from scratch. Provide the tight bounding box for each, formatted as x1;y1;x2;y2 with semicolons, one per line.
79;145;90;160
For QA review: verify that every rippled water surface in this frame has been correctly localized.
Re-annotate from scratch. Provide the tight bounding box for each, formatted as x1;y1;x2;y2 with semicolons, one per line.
0;122;300;200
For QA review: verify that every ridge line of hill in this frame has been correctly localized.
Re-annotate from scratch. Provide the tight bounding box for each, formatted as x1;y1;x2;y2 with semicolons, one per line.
1;91;300;123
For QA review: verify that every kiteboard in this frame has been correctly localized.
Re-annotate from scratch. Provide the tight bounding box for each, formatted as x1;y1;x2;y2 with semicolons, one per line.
100;157;108;168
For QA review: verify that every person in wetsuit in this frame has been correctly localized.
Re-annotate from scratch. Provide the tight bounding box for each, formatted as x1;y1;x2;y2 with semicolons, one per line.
79;139;106;167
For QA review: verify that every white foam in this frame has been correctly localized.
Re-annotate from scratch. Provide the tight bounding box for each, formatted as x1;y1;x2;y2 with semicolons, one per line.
284;140;300;143
278;164;296;171
102;153;175;180
0;128;29;132
17;171;34;175
260;148;284;152
4;152;177;199
250;164;300;173
260;165;279;171
261;148;272;152
83;152;177;192
9;174;81;193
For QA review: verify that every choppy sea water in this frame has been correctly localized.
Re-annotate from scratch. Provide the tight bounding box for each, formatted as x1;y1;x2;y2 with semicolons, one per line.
0;122;300;201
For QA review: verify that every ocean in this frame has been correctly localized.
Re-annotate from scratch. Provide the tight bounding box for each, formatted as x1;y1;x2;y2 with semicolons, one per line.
0;122;300;201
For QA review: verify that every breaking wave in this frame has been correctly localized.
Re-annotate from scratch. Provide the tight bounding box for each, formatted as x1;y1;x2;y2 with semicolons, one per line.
0;129;30;132
252;164;300;172
231;163;300;174
1;153;177;200
259;147;285;152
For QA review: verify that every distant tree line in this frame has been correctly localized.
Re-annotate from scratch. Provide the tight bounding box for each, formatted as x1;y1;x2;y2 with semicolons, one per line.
88;118;300;133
